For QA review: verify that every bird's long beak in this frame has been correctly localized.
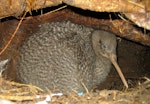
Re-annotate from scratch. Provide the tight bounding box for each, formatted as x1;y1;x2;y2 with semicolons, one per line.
109;54;128;88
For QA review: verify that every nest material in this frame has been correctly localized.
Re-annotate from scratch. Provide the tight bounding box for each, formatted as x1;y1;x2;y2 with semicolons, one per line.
0;77;149;104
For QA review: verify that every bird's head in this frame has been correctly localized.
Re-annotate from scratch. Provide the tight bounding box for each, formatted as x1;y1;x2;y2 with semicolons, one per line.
92;30;128;88
92;30;117;60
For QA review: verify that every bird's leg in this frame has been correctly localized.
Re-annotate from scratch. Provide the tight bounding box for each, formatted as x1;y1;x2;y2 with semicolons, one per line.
110;54;128;88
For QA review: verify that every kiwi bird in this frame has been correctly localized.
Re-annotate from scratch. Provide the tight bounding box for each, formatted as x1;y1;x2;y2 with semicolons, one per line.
17;21;128;94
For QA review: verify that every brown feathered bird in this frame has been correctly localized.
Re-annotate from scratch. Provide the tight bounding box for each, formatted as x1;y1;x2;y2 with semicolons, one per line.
17;21;128;94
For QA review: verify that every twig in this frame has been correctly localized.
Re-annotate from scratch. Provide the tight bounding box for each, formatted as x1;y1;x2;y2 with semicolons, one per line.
81;82;89;93
0;12;27;55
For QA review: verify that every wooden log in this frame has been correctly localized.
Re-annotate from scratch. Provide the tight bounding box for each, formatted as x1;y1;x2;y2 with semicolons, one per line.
0;0;146;19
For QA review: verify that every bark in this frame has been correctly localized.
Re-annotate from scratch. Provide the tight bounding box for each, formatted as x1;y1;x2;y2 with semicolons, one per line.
0;0;147;19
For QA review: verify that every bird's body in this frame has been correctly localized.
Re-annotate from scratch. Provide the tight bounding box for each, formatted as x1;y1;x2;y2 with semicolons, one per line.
17;21;117;93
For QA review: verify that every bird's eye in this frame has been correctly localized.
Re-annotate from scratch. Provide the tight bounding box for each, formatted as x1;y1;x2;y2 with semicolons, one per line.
99;40;107;50
99;40;102;44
